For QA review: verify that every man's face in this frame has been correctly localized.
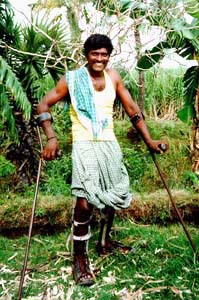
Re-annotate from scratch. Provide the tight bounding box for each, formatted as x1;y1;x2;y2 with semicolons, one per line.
87;48;110;72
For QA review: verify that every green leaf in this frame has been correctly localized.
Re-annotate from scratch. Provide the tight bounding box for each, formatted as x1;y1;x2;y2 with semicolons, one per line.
0;56;31;119
177;105;195;122
137;43;166;70
183;0;199;18
0;84;18;141
183;66;199;105
0;155;15;177
95;0;146;15
177;66;199;123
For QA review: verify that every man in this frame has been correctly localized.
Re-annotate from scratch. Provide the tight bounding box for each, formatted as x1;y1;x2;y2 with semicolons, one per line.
37;34;168;286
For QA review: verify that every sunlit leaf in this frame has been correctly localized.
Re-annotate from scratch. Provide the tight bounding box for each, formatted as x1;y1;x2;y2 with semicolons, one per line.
183;0;199;18
177;105;195;122
137;43;166;70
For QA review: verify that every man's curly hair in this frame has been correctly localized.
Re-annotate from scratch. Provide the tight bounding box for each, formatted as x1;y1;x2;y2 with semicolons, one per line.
83;34;113;57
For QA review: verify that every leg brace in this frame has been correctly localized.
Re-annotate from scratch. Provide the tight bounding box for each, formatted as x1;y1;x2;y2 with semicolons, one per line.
72;217;92;255
97;207;115;255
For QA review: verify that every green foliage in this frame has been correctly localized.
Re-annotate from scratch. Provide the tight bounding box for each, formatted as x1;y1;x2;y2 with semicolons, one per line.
182;170;199;190
32;0;66;10
144;68;184;118
178;66;199;122
66;2;82;43
0;56;31;142
32;73;55;100
0;2;71;146
18;15;67;92
115;118;193;193
183;0;199;18
0;57;31;118
0;0;21;53
40;154;72;195
0;155;15;177
52;104;72;140
137;42;166;70
122;147;149;190
135;2;199;125
118;67;184;119
95;0;149;17
0;84;18;140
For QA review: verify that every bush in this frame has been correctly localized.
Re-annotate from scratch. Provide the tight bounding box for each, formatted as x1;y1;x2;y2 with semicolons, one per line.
122;147;149;190
0;155;15;177
40;154;72;196
182;171;199;190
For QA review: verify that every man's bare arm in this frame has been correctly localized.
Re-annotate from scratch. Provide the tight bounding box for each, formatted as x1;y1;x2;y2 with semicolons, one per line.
37;76;68;160
109;69;168;153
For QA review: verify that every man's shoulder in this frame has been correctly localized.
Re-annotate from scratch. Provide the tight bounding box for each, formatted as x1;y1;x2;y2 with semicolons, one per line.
105;68;121;83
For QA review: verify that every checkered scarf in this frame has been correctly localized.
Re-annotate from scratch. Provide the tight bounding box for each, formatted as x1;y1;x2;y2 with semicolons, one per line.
66;66;108;139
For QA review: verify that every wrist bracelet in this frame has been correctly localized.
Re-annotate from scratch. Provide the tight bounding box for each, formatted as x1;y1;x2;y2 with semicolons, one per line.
47;136;57;141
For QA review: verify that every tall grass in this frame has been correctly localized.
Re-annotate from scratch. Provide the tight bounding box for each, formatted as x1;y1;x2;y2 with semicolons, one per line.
118;67;185;119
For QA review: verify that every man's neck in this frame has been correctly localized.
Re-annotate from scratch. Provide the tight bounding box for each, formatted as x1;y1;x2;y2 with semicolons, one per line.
86;66;104;79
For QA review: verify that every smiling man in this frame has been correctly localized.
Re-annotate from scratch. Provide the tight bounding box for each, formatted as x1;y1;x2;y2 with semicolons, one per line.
37;34;168;286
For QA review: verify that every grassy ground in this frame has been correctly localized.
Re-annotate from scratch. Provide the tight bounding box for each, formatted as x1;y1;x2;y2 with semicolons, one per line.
0;219;199;300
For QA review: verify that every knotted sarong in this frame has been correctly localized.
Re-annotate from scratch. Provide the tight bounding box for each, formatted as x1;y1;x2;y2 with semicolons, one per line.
71;141;132;210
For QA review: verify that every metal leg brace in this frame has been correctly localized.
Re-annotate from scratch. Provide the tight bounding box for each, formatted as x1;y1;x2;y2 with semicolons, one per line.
72;217;95;285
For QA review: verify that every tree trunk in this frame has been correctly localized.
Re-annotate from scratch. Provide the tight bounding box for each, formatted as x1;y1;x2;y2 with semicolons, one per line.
192;88;199;175
135;25;145;112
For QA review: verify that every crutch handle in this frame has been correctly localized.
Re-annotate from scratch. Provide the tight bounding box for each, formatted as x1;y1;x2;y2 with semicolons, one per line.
56;149;63;158
158;143;167;151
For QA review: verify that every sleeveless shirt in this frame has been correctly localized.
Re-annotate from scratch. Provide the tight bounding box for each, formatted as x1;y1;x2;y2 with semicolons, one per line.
70;70;116;141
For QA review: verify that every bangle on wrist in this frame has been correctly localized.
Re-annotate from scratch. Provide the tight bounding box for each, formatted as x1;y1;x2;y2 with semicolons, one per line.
47;136;57;141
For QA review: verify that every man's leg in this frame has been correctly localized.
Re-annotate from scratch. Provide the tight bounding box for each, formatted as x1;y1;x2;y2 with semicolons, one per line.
97;206;133;256
72;197;95;285
96;206;115;256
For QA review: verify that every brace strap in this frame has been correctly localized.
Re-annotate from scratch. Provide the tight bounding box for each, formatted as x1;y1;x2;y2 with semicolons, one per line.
73;231;91;241
73;218;91;227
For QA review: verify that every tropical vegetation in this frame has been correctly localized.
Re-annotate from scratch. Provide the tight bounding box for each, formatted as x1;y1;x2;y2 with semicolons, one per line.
1;1;199;299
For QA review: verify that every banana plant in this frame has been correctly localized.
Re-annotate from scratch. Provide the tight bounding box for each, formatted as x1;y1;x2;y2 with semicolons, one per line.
136;0;199;124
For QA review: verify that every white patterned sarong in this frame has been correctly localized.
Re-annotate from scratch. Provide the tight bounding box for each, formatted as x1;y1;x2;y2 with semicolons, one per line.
71;140;133;210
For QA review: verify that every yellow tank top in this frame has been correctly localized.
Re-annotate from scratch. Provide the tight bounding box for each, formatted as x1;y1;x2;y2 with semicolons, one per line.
70;70;116;142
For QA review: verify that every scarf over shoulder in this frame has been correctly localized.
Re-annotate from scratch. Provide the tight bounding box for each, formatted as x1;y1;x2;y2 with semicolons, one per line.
66;66;108;139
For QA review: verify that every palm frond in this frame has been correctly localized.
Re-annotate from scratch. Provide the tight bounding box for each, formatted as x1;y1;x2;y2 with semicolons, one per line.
0;84;18;141
0;0;21;52
0;56;31;119
17;14;68;90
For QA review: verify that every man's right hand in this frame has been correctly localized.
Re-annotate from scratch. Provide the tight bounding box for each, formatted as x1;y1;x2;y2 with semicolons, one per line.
42;138;60;160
